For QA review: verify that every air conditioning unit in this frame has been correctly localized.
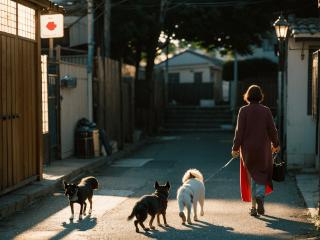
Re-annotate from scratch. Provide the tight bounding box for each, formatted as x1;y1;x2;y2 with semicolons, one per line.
61;75;77;88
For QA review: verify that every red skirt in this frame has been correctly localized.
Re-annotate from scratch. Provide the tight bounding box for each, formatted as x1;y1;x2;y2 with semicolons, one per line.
240;158;273;202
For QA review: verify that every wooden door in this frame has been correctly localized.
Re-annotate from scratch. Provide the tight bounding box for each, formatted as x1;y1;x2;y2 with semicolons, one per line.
0;35;39;194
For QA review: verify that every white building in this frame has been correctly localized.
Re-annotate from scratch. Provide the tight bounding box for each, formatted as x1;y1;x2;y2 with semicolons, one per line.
285;17;320;168
156;49;224;106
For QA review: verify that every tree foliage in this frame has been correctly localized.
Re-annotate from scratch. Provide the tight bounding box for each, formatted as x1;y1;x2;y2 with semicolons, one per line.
110;0;318;63
164;0;318;55
109;0;318;132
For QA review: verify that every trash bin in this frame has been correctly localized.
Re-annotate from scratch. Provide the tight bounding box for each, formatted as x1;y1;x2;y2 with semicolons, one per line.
75;126;94;158
75;118;101;158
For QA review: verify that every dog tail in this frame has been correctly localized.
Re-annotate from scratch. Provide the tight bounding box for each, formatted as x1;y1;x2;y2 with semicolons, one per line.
182;169;204;183
82;176;99;190
128;203;148;221
127;208;135;221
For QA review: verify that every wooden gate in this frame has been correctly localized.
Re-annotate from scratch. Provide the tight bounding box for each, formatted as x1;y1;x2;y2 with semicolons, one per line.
0;35;42;195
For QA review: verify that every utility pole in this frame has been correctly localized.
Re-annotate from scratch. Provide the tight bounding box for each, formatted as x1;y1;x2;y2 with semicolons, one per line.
87;0;94;122
232;51;238;125
104;0;111;57
49;38;54;59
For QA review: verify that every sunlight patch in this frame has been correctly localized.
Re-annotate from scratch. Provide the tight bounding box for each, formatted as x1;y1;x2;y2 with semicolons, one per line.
111;158;153;167
14;190;133;240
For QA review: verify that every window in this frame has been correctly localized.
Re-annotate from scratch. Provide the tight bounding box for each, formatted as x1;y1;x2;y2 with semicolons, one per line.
0;1;35;40
41;55;49;134
18;3;35;40
169;73;180;84
0;0;17;35
194;72;203;83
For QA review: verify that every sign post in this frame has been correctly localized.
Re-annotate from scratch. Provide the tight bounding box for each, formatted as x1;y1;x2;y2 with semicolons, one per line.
40;14;64;58
40;14;64;39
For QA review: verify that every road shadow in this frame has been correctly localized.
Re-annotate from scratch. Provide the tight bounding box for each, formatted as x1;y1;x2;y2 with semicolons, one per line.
49;215;97;240
140;220;235;239
256;214;313;234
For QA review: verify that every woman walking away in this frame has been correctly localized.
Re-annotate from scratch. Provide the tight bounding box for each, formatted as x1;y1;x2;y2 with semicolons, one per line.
231;85;280;217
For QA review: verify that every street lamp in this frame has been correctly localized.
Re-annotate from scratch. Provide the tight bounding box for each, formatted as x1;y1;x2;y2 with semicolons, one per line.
273;14;289;160
273;14;289;70
273;14;289;40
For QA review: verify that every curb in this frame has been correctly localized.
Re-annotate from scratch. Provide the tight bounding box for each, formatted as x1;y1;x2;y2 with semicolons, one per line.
295;174;319;218
0;139;148;220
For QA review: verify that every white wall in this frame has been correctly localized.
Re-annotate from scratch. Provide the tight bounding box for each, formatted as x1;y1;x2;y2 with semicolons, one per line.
168;65;213;83
60;63;89;159
286;38;319;167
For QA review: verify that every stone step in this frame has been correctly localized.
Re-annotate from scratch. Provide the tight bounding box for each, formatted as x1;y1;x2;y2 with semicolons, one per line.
164;105;233;131
165;119;232;124
161;128;234;133
166;105;230;109
164;123;227;128
165;115;232;120
166;109;232;114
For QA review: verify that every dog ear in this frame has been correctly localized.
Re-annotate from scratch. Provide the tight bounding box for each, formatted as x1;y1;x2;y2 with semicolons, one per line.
165;181;170;189
63;180;68;189
154;181;159;189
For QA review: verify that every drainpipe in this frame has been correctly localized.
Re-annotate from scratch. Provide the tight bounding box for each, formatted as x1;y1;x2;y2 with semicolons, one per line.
87;0;94;122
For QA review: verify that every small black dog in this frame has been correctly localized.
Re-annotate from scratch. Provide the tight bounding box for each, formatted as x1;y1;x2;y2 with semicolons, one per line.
63;176;99;221
128;181;170;232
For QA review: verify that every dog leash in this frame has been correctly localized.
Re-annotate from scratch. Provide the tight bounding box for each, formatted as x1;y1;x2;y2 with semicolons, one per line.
204;157;238;183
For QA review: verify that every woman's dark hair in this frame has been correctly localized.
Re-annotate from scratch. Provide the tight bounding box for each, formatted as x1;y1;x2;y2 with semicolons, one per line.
243;85;264;103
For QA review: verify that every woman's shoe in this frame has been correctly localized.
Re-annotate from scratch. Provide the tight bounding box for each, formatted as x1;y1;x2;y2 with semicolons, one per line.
250;208;258;216
256;197;265;215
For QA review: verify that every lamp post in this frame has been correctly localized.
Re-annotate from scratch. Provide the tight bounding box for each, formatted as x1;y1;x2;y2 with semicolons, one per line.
273;14;289;159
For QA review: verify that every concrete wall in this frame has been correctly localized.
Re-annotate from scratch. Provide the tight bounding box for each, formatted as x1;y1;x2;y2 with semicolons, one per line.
60;63;88;159
166;64;223;101
286;38;319;167
69;15;88;47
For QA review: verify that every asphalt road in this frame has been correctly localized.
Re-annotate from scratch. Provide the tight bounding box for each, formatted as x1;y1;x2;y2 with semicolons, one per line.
0;132;316;240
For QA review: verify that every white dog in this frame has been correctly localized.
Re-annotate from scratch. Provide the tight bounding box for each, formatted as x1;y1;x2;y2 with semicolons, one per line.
177;169;205;224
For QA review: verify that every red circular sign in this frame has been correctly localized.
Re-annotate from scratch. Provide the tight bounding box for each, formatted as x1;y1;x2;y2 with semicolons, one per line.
46;22;57;31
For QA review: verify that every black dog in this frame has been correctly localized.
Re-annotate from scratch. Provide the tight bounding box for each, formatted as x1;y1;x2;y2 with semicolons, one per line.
128;181;170;232
63;176;99;221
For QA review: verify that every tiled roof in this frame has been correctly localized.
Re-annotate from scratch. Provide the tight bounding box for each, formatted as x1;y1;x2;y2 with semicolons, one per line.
289;17;320;39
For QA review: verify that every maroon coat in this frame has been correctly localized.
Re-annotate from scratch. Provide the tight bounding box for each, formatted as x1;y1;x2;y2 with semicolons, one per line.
232;103;279;201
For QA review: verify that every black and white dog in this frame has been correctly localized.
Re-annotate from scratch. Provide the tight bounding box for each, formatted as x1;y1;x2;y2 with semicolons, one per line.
63;176;99;221
177;169;205;224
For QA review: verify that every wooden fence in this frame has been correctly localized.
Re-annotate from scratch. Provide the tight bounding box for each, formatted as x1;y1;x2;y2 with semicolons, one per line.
135;69;166;132
94;57;135;149
168;82;214;105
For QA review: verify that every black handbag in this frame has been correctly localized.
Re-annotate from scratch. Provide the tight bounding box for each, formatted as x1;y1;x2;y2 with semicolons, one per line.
272;153;286;182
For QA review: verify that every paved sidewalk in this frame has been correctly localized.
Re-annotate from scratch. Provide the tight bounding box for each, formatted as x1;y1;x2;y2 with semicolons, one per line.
0;139;147;220
296;172;319;218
